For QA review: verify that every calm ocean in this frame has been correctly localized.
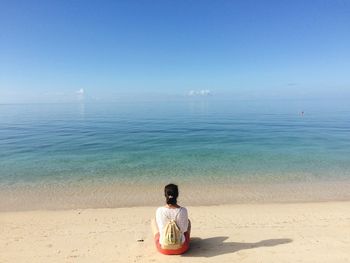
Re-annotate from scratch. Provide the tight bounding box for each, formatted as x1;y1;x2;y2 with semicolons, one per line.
1;98;350;190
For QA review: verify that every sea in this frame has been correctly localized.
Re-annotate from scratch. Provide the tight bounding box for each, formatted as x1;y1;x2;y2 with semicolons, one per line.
1;98;350;210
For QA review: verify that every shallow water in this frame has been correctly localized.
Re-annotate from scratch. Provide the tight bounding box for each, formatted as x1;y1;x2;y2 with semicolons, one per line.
0;98;350;209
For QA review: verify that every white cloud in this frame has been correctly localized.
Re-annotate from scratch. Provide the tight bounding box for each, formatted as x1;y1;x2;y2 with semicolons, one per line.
188;89;211;96
76;88;84;95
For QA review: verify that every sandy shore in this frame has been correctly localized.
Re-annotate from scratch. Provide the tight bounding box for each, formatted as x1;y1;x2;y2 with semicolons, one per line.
1;202;350;263
2;180;350;211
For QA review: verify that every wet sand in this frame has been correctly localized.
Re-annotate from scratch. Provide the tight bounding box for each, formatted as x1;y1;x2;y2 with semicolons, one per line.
1;180;350;211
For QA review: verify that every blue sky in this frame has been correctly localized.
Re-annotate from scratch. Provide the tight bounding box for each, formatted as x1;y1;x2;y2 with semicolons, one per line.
0;0;349;103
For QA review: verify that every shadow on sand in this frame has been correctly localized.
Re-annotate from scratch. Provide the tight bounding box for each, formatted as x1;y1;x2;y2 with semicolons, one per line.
183;237;292;257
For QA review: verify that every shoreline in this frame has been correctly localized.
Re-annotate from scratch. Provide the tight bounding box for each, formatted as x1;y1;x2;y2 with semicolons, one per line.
1;201;349;262
1;179;350;212
1;199;350;214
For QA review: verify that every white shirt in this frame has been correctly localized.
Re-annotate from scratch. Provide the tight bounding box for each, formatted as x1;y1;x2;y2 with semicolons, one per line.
156;206;189;245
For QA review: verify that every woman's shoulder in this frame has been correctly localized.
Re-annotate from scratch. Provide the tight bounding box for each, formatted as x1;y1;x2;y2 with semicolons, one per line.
156;206;169;214
156;206;165;213
156;206;187;212
179;206;188;214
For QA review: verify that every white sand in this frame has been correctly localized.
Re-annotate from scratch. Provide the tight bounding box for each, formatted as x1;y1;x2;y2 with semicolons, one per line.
1;202;350;263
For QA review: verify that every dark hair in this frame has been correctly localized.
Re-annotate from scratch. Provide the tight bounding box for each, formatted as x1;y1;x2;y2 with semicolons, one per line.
164;184;179;205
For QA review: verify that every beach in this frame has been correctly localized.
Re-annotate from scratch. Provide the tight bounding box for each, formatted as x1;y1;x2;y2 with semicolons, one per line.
1;103;350;262
1;201;350;263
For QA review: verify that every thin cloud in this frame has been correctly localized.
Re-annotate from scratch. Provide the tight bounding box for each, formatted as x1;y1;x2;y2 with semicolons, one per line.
188;89;211;97
76;88;84;95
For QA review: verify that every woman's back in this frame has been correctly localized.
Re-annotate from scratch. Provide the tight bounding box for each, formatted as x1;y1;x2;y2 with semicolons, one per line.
156;206;188;245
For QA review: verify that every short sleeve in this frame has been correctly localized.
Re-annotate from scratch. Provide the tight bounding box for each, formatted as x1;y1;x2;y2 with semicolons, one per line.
156;207;165;232
177;207;189;233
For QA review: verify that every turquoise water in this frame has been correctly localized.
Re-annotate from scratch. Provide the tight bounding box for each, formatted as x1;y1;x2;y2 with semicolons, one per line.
1;99;350;188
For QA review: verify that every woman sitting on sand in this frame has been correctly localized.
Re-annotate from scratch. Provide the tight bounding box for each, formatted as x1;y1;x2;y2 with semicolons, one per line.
151;184;191;255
